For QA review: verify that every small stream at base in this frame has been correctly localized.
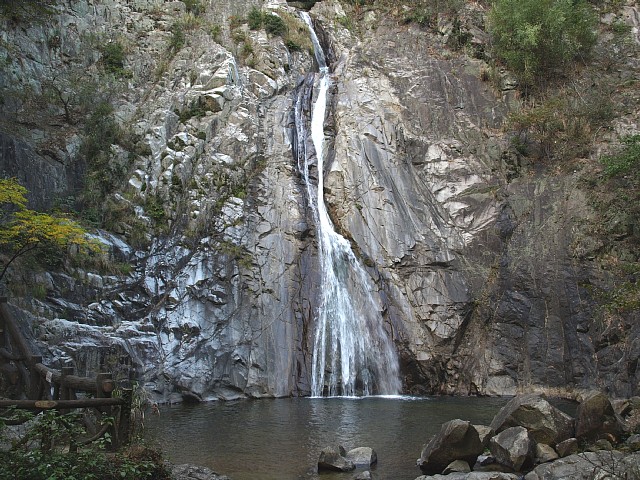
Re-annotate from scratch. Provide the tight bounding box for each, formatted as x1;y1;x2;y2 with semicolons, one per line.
145;396;514;480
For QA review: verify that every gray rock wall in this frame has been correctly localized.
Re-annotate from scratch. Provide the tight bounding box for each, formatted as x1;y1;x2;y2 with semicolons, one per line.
1;0;638;400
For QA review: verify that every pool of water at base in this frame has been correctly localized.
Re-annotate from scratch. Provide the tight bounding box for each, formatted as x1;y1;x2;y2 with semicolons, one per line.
145;396;527;480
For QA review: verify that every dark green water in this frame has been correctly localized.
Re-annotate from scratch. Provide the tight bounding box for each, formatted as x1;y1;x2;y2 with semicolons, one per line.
145;396;513;480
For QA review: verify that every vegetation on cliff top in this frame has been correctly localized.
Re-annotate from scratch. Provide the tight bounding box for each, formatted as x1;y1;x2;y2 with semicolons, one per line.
488;0;597;88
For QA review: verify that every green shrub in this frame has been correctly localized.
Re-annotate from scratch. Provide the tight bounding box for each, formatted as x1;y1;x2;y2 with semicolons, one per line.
248;7;263;30
169;21;186;52
100;41;130;77
78;101;129;224
209;23;222;41
246;7;287;37
601;135;640;178
0;409;171;480
488;0;597;87
264;13;287;36
183;0;204;15
145;195;166;223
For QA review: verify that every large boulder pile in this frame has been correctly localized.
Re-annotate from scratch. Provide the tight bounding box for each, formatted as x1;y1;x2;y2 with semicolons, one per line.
490;394;574;446
415;393;640;479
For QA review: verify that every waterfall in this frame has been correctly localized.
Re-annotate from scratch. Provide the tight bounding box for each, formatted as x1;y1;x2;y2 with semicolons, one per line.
296;12;401;397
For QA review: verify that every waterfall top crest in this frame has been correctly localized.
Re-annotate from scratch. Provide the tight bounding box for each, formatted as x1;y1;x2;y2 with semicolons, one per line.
300;12;328;72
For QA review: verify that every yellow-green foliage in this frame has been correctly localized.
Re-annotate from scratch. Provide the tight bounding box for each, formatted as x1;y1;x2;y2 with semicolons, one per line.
0;178;99;281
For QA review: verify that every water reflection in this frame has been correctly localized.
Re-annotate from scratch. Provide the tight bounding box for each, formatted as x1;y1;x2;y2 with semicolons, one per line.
145;396;510;480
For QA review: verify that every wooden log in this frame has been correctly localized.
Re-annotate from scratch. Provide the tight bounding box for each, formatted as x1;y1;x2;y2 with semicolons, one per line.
0;398;125;409
34;363;112;393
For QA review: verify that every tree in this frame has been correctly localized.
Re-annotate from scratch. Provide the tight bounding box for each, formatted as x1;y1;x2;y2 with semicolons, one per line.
488;0;597;87
0;178;97;283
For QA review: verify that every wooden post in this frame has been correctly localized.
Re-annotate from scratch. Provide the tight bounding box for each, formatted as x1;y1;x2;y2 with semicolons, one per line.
118;388;133;447
60;366;73;414
0;307;6;350
96;373;117;449
96;373;113;399
52;379;60;401
29;355;43;400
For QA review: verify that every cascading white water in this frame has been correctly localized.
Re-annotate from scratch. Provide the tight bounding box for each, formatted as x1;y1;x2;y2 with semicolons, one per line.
297;12;401;397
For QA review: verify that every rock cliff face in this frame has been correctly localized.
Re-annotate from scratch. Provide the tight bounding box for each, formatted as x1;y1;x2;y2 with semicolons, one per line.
1;0;638;401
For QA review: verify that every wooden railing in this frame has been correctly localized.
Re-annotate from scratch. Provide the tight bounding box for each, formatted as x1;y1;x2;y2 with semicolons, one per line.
0;297;132;449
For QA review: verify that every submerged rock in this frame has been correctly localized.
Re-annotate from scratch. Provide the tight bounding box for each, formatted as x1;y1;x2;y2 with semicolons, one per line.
346;447;378;466
354;471;372;480
318;445;355;472
172;464;230;480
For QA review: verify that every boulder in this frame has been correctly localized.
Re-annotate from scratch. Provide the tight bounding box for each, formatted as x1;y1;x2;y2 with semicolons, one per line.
612;398;633;416
415;473;519;480
625;433;640;450
490;394;574;446
473;454;508;473
555;438;578;458
418;419;484;474
535;443;559;464
489;426;536;472
346;447;377;466
354;471;372;480
442;460;471;474
473;424;495;448
171;464;229;480
524;452;640;480
318;445;355;472
575;391;626;442
589;439;613;451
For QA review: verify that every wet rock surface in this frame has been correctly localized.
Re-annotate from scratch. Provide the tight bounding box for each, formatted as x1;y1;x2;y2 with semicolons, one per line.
0;0;638;400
